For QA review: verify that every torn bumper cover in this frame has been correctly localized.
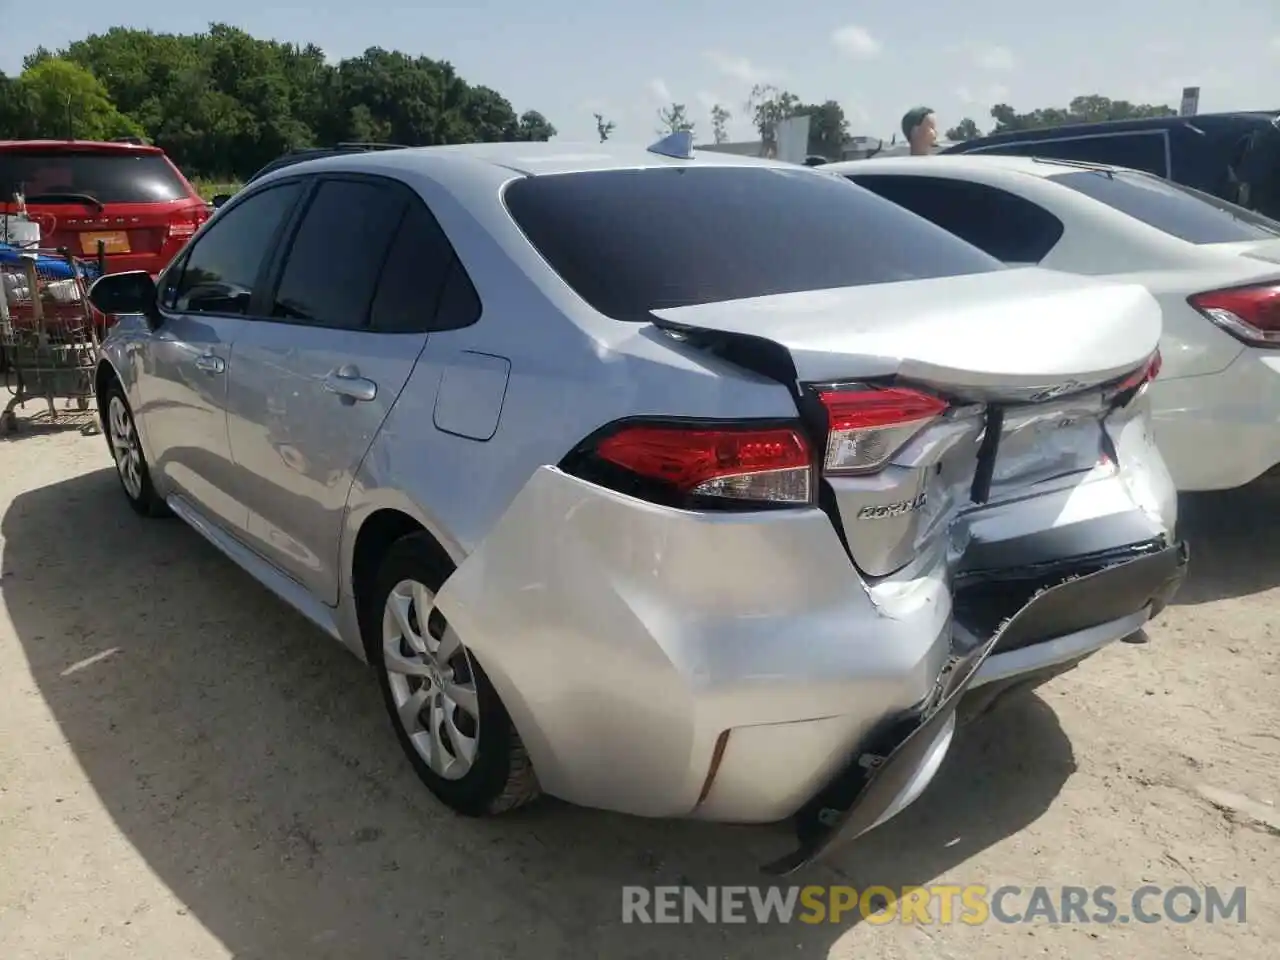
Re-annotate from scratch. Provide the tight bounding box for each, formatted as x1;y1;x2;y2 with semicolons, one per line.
761;539;1189;876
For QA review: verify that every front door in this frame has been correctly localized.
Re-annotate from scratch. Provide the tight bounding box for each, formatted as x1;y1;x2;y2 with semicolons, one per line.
139;179;305;535
224;175;463;602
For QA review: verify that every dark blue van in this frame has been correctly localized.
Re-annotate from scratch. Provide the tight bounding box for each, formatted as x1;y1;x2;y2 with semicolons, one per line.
941;111;1280;219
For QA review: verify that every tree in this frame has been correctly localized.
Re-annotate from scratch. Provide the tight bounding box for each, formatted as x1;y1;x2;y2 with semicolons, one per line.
946;117;981;141
710;103;731;144
989;95;1175;134
656;102;694;136
593;112;615;142
9;58;144;141
516;110;556;141
793;100;848;159
745;84;800;156
36;24;558;181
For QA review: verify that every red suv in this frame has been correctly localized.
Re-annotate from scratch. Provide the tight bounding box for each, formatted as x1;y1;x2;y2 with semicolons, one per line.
0;139;208;276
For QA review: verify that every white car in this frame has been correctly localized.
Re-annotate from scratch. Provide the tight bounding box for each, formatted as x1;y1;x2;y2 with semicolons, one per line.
825;154;1280;491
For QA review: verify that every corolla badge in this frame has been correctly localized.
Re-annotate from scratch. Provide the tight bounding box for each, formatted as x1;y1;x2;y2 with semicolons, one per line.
1027;380;1086;403
856;492;927;520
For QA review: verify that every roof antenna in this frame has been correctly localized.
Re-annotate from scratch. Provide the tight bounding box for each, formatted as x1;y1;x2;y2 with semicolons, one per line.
647;130;695;160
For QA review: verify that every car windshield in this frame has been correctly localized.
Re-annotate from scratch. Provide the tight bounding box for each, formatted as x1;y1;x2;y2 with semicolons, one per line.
1049;169;1280;243
0;149;189;204
502;166;1004;322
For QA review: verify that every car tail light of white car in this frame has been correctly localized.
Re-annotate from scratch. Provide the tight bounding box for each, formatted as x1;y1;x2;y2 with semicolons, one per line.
817;386;950;474
1189;282;1280;346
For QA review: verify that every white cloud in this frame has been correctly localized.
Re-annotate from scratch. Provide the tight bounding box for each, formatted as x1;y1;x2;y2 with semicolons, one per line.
1143;39;1184;55
696;90;721;110
831;25;882;59
704;50;775;85
969;43;1016;71
1270;35;1280;52
954;84;1009;108
647;78;672;103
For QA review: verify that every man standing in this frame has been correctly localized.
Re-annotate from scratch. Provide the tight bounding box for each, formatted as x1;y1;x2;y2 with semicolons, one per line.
901;106;938;155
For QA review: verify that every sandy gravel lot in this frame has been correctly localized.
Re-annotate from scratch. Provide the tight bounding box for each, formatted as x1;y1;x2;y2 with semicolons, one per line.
0;408;1277;960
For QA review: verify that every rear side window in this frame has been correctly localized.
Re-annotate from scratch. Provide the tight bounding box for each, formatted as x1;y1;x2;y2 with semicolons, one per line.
0;149;190;203
1050;170;1280;243
270;179;406;329
502;166;1003;322
973;133;1169;177
369;201;481;333
847;175;1064;264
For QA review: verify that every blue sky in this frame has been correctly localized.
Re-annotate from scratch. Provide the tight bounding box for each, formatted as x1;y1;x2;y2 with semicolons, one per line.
3;0;1278;144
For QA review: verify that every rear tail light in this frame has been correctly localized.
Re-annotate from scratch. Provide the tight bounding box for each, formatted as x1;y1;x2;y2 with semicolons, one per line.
560;420;814;509
1113;348;1163;395
166;207;208;241
817;386;949;474
1189;283;1280;346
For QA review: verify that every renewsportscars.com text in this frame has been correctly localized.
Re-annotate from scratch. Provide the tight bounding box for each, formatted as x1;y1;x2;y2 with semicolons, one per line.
621;884;1247;925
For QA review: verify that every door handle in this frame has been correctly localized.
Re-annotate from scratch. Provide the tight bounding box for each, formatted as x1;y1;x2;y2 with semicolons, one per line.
194;353;224;374
323;367;377;403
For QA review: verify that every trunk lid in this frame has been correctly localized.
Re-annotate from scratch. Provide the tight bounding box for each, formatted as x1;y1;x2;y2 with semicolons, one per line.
650;267;1160;398
10;200;194;259
651;267;1163;578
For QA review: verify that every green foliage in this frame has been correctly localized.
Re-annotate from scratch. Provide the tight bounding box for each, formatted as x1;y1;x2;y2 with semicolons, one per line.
793;100;849;159
989;95;1176;134
1;58;143;140
745;84;800;155
946;117;981;141
710;104;731;144
657;103;695;136
5;23;556;181
593;113;616;142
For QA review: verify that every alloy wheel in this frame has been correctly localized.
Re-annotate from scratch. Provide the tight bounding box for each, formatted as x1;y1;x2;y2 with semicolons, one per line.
381;578;481;781
107;395;144;501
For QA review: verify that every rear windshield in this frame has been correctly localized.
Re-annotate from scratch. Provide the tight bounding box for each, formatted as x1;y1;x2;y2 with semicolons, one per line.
0;149;190;204
502;166;1004;321
1049;169;1280;243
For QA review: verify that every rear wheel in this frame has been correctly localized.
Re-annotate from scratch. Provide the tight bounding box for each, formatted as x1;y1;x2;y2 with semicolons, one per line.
103;382;168;518
369;533;540;815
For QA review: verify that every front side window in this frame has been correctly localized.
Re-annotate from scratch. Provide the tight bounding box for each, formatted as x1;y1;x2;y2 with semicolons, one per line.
1050;169;1280;244
502;166;1003;322
172;182;302;315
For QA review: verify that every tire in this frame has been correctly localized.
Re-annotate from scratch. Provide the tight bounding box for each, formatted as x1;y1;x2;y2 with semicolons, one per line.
368;532;540;816
101;381;168;518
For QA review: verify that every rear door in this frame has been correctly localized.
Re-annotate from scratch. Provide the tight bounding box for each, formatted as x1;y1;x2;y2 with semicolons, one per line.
223;173;474;603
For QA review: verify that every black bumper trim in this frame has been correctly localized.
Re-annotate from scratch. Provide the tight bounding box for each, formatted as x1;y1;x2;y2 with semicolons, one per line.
759;539;1190;876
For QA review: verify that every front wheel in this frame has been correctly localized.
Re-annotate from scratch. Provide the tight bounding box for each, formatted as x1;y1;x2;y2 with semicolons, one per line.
102;383;168;518
369;533;540;816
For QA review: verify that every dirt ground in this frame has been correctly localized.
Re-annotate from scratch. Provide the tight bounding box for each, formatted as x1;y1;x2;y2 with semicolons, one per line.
0;407;1277;960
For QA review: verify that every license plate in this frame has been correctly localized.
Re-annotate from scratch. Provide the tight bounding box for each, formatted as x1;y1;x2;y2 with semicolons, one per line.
79;231;130;255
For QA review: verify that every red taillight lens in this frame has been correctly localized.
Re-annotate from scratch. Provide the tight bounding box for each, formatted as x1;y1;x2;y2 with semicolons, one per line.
166;207;208;241
1189;283;1280;346
1114;348;1162;394
817;386;949;474
570;421;814;506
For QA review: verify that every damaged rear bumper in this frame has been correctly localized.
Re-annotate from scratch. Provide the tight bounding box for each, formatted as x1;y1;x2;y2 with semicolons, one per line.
761;539;1189;875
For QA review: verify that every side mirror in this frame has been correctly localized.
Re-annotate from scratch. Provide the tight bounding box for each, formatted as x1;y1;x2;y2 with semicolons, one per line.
211;193;231;209
88;270;161;328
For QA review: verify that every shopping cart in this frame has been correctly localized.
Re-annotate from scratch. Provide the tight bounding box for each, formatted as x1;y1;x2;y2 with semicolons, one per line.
0;246;107;436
